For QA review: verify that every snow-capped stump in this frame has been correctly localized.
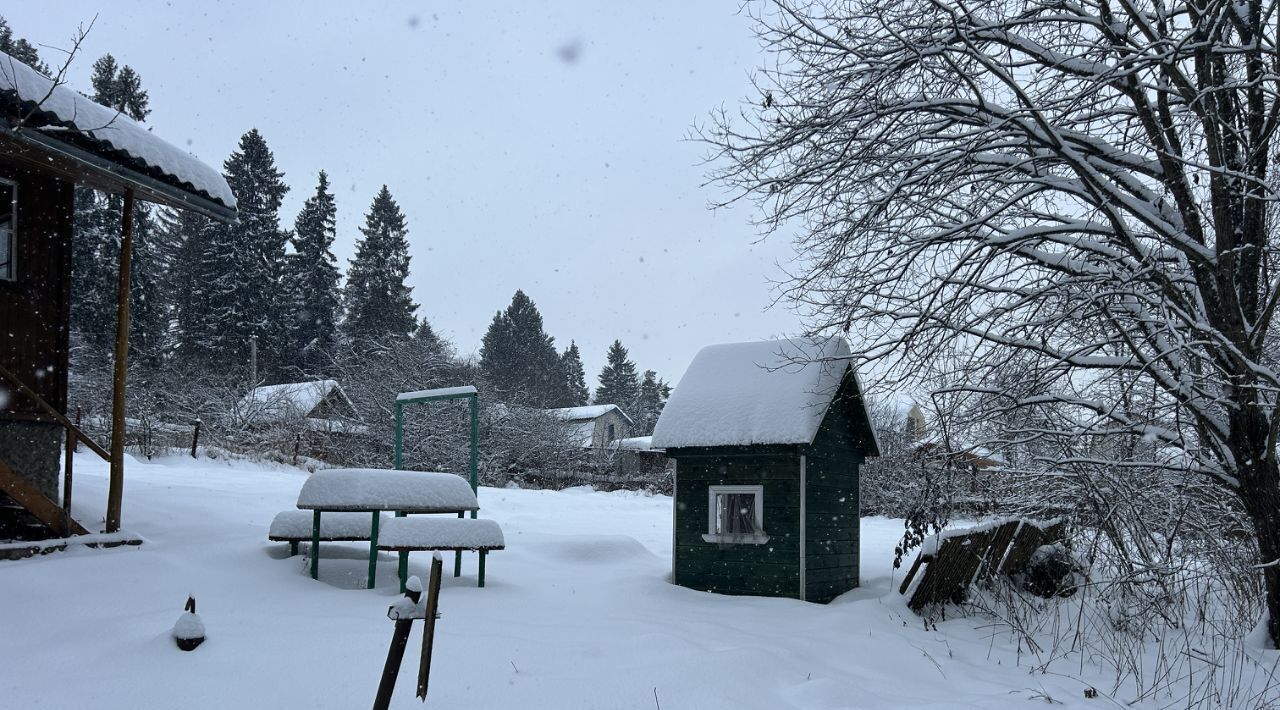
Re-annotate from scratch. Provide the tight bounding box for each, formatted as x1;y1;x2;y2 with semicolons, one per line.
172;596;206;651
651;336;879;603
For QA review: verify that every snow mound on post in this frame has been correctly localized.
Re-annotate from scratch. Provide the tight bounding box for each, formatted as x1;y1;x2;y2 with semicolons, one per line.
297;469;479;512
651;336;853;448
0;51;235;209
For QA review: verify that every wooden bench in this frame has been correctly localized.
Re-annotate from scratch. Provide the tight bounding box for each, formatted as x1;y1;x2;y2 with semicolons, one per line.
377;517;505;589
268;510;388;557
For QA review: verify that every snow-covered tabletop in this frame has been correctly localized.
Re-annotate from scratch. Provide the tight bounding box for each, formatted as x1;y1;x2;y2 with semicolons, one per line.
376;517;505;550
296;469;479;513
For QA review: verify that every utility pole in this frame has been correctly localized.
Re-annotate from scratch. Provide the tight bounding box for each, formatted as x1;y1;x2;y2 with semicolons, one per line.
248;334;258;384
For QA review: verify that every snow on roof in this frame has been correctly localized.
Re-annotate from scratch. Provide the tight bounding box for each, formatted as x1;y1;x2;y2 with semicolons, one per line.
545;404;633;424
651;336;859;448
610;436;658;452
397;385;478;402
0;52;235;210
238;380;349;424
297;469;480;512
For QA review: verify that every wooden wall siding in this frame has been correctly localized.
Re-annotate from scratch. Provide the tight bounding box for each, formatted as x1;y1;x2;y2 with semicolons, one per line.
798;379;868;602
673;453;802;598
0;159;74;419
591;409;632;448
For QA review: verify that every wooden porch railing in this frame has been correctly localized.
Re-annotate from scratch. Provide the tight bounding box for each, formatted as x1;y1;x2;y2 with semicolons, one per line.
0;361;107;537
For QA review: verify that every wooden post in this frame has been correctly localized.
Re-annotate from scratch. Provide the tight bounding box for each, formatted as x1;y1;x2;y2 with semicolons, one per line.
374;582;423;710
416;554;444;701
62;425;74;537
106;189;135;533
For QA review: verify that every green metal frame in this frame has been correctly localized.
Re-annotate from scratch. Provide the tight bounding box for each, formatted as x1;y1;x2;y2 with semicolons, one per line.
394;388;480;587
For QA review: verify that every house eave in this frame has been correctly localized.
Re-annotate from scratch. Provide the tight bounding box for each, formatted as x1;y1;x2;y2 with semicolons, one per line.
2;125;237;223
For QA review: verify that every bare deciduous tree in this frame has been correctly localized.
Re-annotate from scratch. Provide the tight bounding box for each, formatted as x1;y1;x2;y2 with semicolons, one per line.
705;0;1280;645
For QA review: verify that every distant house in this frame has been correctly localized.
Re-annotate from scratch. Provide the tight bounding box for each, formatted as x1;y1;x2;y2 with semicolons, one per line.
652;336;879;603
608;435;669;480
236;380;366;435
545;404;633;449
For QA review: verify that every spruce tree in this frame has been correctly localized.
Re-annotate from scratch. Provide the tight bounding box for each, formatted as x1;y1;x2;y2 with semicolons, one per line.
71;55;163;363
284;171;341;376
343;186;417;344
0;17;48;74
594;340;640;408
632;369;670;435
559;341;590;407
89;54;150;121
477;290;562;406
193;129;289;379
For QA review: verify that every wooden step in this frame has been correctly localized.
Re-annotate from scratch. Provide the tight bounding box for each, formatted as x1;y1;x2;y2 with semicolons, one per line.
0;458;88;537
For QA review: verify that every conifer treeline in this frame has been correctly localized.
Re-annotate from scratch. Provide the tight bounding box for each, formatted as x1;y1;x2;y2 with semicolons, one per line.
7;23;671;434
477;290;671;433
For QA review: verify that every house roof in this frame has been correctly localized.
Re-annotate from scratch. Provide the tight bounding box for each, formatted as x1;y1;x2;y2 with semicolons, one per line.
0;52;236;220
651;336;870;449
237;380;355;424
545;404;634;425
610;436;659;452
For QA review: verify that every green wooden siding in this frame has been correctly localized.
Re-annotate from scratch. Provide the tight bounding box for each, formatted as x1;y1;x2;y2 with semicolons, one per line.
800;376;867;602
667;369;873;603
672;453;802;599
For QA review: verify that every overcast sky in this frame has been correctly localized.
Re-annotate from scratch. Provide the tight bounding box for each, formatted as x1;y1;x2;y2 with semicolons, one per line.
11;2;802;385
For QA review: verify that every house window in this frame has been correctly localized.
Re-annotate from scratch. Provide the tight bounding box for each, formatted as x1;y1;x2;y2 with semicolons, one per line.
607;423;616;441
0;180;14;281
702;484;768;544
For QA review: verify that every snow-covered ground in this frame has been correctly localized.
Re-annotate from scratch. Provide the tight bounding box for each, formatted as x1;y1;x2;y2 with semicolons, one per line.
1;454;1273;708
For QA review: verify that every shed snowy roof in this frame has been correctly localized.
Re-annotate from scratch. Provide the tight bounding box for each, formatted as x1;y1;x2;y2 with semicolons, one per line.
545;404;633;424
651;336;864;449
237;380;354;424
0;52;235;218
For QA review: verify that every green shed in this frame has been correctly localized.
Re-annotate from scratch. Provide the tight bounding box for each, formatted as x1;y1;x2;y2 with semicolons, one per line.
651;337;879;603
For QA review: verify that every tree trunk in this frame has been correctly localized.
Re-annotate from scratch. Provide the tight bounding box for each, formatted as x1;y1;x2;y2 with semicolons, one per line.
1240;465;1280;648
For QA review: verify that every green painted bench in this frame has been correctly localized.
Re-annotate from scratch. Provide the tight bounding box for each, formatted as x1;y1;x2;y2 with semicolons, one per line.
377;517;505;589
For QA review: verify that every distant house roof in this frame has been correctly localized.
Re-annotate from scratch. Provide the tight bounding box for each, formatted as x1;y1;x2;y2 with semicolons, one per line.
0;51;236;221
610;436;660;452
545;404;634;425
237;380;358;425
652;336;873;449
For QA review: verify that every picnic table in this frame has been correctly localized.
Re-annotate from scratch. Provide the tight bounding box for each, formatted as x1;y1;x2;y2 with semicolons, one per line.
296;468;479;588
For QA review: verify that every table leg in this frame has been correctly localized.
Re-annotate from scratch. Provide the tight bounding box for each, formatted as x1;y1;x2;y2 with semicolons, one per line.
454;512;463;577
289;540;298;557
311;510;321;580
399;551;409;593
478;550;487;588
368;511;381;589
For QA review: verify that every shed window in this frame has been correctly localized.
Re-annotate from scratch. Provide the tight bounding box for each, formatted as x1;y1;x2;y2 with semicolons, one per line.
0;180;14;281
703;485;768;545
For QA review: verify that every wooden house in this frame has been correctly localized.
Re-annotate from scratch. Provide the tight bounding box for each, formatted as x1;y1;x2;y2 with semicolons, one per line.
544;404;633;450
0;52;236;540
237;380;364;432
651;337;879;603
